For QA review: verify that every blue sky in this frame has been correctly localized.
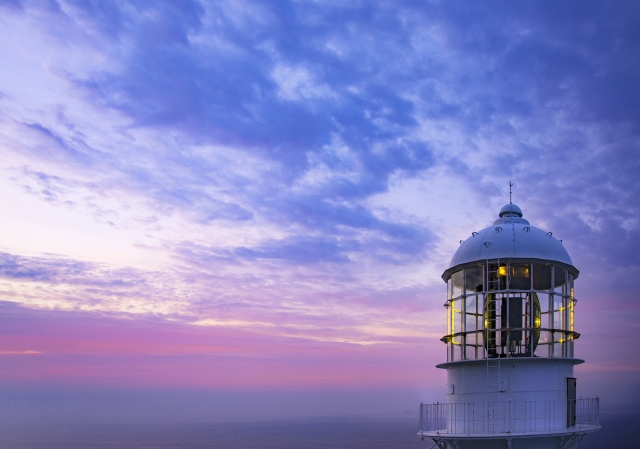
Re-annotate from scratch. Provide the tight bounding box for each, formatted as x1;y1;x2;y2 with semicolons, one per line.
0;0;639;419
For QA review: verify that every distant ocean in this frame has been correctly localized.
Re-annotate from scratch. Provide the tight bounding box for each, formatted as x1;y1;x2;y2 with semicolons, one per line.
1;412;636;448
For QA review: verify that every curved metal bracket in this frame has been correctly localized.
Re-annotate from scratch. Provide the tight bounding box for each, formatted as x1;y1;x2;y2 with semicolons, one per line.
431;439;449;449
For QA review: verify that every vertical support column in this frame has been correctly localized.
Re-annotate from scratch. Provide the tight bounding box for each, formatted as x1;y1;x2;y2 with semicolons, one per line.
570;277;575;358
549;266;555;357
476;291;480;360
505;263;510;357
497;259;502;358
461;270;467;360
445;278;453;362
529;263;534;357
562;271;568;358
483;261;487;360
448;278;454;362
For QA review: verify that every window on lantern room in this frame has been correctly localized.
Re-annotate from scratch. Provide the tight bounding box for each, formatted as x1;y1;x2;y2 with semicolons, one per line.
466;306;478;335
508;263;531;290
554;266;567;291
533;263;552;290
465;265;483;293
488;263;508;290
537;293;551;326
568;274;575;296
451;270;464;299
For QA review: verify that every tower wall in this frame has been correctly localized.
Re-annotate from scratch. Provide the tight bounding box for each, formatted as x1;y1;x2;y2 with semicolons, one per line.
437;359;580;436
441;358;580;404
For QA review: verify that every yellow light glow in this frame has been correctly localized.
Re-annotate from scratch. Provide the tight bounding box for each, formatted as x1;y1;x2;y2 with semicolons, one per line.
570;300;575;332
451;304;455;336
498;266;507;276
534;317;541;328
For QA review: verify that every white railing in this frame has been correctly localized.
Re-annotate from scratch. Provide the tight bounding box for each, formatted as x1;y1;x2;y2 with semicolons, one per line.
419;398;599;436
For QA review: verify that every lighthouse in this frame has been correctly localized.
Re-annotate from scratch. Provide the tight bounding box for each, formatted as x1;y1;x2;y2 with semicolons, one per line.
419;202;600;449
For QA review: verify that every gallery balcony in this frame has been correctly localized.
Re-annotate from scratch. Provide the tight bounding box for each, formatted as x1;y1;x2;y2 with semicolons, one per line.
418;398;600;439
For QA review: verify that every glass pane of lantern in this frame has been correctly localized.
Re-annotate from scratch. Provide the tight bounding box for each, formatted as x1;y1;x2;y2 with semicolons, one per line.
465;265;483;293
501;296;523;342
453;344;462;361
554;307;562;330
536;334;550;357
466;311;477;333
450;298;459;334
537;292;550;314
509;263;531;290
452;270;464;298
533;263;552;290
466;331;477;347
488;263;506;290
554;266;567;289
457;300;464;332
466;294;478;315
569;274;575;298
539;305;550;328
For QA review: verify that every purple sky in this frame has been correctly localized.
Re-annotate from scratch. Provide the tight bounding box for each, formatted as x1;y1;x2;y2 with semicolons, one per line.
0;0;639;421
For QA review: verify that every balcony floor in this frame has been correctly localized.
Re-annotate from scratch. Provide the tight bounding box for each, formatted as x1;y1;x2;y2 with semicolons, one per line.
418;423;600;439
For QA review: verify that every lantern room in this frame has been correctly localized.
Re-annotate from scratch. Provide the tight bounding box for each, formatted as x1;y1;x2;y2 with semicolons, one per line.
441;204;579;362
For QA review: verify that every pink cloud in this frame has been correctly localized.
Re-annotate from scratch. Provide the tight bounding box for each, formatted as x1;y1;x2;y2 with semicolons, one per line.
0;303;444;389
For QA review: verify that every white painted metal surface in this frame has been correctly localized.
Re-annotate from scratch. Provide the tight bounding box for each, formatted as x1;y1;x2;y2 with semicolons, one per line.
439;358;583;405
448;204;574;270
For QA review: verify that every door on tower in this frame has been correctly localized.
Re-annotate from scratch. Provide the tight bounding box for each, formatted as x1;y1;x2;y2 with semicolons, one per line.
567;377;577;427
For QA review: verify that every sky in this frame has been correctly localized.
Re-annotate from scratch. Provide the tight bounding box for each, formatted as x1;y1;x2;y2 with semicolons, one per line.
0;0;639;423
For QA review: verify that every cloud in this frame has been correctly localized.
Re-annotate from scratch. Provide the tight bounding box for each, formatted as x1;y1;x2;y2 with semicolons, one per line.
0;301;439;390
0;249;441;347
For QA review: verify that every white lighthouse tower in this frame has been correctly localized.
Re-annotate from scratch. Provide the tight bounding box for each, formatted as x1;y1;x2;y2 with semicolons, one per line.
419;202;600;449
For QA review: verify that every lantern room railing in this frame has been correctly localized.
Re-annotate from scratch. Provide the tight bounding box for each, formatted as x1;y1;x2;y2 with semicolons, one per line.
419;398;599;436
443;260;578;362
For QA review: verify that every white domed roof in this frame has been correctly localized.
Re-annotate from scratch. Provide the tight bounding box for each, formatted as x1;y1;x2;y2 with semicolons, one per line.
499;203;523;218
445;203;577;278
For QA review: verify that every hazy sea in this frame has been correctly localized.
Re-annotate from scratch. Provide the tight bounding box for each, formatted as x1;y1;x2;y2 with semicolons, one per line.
0;412;636;449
